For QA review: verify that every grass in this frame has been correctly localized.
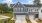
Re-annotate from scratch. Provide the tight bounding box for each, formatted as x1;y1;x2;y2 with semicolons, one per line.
38;21;42;23
27;20;42;23
26;19;42;23
26;19;32;23
27;21;32;23
38;22;42;23
0;12;14;23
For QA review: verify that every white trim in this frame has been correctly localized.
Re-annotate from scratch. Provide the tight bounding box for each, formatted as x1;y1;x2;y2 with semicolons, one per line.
16;14;25;15
13;12;28;13
12;2;26;8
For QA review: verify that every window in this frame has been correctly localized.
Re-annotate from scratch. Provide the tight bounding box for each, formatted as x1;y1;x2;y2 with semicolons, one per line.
35;14;38;18
41;10;42;12
37;9;38;11
35;9;36;11
35;9;38;12
24;8;28;12
29;9;32;12
17;8;20;12
31;9;32;12
14;8;20;12
21;8;23;12
14;8;17;12
29;9;30;12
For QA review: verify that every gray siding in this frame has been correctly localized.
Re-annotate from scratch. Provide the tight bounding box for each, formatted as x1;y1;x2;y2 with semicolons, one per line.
14;13;28;15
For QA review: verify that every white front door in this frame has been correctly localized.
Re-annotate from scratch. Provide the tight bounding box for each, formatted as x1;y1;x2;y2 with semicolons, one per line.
29;15;34;19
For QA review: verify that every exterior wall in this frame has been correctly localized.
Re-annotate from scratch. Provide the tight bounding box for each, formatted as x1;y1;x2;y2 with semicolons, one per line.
14;7;39;13
27;7;39;12
13;7;28;12
13;2;40;19
39;6;42;20
28;12;39;19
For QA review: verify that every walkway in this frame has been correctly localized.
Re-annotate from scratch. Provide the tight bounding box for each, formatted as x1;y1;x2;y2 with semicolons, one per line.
30;19;38;23
0;15;10;20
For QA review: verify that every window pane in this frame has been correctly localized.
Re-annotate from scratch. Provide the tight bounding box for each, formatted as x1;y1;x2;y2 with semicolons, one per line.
41;10;42;12
14;8;20;12
21;8;23;12
35;14;38;18
17;8;20;12
35;9;36;12
37;9;38;11
14;8;17;12
24;8;28;12
29;9;32;12
35;9;38;12
31;9;32;12
29;9;30;12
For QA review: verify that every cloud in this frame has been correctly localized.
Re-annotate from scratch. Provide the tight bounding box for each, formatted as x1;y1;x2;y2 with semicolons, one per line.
26;0;34;4
40;0;42;4
3;0;13;4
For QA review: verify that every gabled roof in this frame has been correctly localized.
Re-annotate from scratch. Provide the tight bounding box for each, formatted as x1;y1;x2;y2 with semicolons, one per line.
14;2;25;8
13;2;42;7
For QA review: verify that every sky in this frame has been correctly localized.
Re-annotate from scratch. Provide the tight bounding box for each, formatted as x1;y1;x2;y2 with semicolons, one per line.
0;0;42;5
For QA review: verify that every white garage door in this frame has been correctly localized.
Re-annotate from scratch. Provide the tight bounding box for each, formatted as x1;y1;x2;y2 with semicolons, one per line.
29;15;34;20
16;15;26;20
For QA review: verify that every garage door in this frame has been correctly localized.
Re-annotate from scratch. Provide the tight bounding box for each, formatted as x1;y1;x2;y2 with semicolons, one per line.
16;15;26;20
29;15;34;20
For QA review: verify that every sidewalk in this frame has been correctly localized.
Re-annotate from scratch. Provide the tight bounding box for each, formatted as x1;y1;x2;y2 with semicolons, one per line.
30;19;38;23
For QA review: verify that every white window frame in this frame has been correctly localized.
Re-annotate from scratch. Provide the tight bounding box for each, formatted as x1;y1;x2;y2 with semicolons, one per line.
29;9;32;12
21;8;23;12
35;9;38;12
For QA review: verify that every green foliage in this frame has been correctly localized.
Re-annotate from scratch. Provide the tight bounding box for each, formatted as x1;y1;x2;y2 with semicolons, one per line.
10;4;14;8
10;4;15;12
0;3;13;13
34;0;40;5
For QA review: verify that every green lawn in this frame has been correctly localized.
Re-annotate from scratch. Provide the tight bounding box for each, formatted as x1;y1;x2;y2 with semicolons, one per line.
27;21;32;23
26;19;32;23
0;12;14;23
38;22;42;23
26;19;42;23
27;20;42;23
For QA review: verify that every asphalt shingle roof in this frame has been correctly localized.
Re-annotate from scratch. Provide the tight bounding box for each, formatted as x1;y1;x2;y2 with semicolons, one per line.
13;2;42;7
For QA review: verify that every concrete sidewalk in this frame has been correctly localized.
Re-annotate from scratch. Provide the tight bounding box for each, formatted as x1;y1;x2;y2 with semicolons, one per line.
30;19;38;23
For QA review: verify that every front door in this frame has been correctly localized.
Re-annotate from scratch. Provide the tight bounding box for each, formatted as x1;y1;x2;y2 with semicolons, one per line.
35;14;38;18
